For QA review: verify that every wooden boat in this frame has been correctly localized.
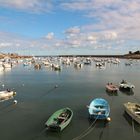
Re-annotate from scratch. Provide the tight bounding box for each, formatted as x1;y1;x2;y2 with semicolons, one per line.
45;107;73;131
106;83;119;93
87;98;110;120
0;90;16;102
124;102;140;124
119;80;135;91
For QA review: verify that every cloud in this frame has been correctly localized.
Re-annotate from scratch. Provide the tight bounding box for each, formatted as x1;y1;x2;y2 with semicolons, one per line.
1;0;140;54
45;32;54;40
0;42;12;48
65;26;80;36
0;0;53;13
60;0;140;41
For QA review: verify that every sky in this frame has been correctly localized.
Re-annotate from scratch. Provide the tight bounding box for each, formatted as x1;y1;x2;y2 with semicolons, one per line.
0;0;140;55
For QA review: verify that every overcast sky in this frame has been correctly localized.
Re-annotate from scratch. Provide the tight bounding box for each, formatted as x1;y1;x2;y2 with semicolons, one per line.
0;0;140;55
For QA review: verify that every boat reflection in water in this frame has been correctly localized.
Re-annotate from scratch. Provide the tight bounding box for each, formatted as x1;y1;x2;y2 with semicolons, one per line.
123;112;140;133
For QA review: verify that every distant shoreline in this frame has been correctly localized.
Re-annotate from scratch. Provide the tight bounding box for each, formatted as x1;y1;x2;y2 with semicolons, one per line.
0;53;32;59
1;52;140;59
36;54;140;59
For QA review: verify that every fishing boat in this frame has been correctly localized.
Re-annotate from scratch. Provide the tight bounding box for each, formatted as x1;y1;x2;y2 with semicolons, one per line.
124;102;140;124
45;107;73;132
106;83;119;93
0;90;16;102
87;98;110;121
119;80;135;91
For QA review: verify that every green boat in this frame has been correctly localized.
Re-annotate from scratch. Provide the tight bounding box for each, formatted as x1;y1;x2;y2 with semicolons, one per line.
45;107;73;132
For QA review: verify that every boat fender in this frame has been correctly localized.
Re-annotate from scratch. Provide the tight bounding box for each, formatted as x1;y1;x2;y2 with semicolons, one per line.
107;117;111;122
13;100;17;104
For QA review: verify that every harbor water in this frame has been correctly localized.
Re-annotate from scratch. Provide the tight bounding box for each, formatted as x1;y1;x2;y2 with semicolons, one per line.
0;59;140;140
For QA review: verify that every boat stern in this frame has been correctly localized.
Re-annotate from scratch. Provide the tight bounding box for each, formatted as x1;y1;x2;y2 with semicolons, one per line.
45;124;61;132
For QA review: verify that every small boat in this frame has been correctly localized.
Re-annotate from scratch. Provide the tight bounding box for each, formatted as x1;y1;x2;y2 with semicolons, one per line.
119;80;135;91
34;63;41;69
84;61;91;65
124;102;140;124
52;64;61;71
0;90;16;102
45;107;73;132
95;63;102;67
2;63;12;69
87;98;110;120
106;83;119;93
74;62;83;68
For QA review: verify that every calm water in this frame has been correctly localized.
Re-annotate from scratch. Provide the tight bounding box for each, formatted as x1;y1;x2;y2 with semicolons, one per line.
0;59;140;140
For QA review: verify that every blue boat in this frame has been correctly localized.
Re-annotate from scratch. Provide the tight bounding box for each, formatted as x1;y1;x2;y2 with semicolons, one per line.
88;98;110;120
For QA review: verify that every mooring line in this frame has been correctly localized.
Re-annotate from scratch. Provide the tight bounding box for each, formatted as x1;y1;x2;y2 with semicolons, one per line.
40;85;59;98
99;121;106;140
31;128;47;140
72;116;98;140
132;119;135;136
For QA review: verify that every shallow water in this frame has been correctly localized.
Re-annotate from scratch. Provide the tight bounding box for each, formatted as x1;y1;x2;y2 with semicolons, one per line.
0;59;140;140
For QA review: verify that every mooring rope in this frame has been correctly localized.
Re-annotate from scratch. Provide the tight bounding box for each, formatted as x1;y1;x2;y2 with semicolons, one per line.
132;119;135;136
72;115;99;140
39;85;59;99
99;121;107;140
31;127;48;140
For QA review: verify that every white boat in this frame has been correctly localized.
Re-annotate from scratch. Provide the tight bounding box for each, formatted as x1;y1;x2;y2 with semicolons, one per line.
0;90;16;102
124;102;140;124
0;65;4;71
2;63;12;69
43;61;51;67
119;80;135;91
74;62;83;68
52;64;61;71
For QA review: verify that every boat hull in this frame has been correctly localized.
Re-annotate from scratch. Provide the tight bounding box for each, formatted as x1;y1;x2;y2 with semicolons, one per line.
106;84;118;93
124;102;140;124
88;98;110;120
45;107;73;132
0;90;16;102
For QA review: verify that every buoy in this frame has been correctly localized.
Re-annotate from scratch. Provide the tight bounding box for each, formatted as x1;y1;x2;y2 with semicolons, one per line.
107;117;111;122
13;100;17;104
55;85;58;88
2;84;5;87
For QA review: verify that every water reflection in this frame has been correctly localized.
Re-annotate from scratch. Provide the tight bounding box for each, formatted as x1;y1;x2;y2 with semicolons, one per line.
106;90;118;96
120;89;134;96
123;112;140;133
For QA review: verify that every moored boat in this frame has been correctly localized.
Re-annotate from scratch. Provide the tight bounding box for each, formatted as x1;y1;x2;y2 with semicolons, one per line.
45;107;73;132
87;98;110;120
0;90;16;102
119;80;135;91
106;83;119;93
124;102;140;124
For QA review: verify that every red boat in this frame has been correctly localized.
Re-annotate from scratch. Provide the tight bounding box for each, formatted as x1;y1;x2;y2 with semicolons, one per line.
106;83;119;93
